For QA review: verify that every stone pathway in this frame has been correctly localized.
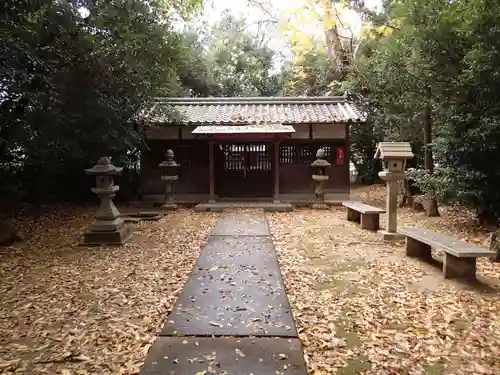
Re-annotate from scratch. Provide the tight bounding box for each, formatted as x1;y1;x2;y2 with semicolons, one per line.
140;210;307;375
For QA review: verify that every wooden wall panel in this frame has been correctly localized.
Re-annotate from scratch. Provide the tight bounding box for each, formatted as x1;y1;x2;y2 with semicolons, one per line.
141;139;209;195
145;126;179;139
140;136;351;198
278;140;349;194
181;126;197;139
291;124;310;139
313;123;345;139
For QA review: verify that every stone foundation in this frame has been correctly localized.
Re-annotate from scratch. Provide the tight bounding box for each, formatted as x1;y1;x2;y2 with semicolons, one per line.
312;203;329;210
83;225;132;246
160;203;178;211
194;202;293;213
378;230;405;241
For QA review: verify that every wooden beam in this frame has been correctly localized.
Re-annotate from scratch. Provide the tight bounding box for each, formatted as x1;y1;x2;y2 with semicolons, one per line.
210;134;291;141
274;140;280;202
209;139;215;202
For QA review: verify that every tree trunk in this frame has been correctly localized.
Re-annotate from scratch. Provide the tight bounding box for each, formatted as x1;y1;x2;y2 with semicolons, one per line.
399;178;414;207
322;0;350;79
423;86;439;217
0;215;22;246
489;230;500;262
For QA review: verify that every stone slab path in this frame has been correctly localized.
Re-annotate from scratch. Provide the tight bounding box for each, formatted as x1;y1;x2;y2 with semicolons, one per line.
140;210;307;375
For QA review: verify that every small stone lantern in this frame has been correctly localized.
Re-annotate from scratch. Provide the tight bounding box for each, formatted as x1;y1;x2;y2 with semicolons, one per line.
311;148;331;209
374;142;414;240
159;149;179;210
83;157;132;245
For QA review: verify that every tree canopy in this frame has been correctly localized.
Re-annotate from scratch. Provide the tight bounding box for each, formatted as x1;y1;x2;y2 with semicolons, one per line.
342;0;500;220
3;0;500;224
1;0;203;202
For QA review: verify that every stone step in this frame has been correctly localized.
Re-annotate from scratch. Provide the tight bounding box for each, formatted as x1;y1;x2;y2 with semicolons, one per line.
140;337;307;375
140;211;306;375
211;212;270;236
160;235;296;337
194;202;293;213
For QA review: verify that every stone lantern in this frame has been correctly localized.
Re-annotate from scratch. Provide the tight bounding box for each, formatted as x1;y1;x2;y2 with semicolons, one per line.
311;148;331;209
83;157;132;245
374;142;414;240
159;149;179;210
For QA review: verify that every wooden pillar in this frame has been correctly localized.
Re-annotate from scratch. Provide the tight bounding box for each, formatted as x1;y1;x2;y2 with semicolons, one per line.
273;140;280;202
345;121;351;195
209;139;215;203
386;179;398;233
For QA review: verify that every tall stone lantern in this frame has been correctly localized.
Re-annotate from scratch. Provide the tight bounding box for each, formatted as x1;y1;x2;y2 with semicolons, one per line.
374;142;414;240
159;149;179;210
311;148;331;210
83;157;132;245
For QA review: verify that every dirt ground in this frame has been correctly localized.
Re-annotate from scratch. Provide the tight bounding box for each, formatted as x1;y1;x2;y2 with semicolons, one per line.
267;185;500;375
0;207;217;374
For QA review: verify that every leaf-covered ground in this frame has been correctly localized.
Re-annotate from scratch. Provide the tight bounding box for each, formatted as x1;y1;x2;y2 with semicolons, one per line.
267;187;500;375
0;206;217;374
353;184;494;247
2;190;499;375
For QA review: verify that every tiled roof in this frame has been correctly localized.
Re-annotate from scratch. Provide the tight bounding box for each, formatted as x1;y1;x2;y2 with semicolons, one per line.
143;96;366;125
375;142;415;159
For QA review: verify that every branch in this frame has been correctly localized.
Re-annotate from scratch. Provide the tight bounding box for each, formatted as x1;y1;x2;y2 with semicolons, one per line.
335;11;354;53
247;0;279;22
352;3;401;31
241;19;278;33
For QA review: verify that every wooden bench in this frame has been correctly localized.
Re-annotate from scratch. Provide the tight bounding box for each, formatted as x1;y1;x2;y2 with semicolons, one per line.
397;227;495;280
342;201;386;231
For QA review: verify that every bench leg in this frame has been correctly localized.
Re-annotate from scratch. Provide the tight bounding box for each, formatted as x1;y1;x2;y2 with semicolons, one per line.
443;254;476;280
405;237;432;260
361;213;379;231
346;208;361;223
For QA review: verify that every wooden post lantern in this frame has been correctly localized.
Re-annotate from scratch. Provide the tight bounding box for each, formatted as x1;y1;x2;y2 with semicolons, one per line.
374;142;414;240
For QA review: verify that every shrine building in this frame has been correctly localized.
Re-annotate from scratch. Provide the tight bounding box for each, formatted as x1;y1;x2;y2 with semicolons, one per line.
139;96;365;203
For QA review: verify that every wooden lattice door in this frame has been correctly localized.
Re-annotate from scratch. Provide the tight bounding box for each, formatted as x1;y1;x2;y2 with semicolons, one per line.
216;143;274;198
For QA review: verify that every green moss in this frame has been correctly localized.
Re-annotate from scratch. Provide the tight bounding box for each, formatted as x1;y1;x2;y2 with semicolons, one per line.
450;318;469;332
383;323;410;331
327;262;364;274
309;258;365;273
336;319;361;348
315;277;347;290
423;363;445;375
337;355;371;375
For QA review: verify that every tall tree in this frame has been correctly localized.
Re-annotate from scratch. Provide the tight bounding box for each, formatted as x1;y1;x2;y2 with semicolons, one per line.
248;0;360;95
199;12;282;97
347;0;466;216
280;46;336;96
0;0;203;203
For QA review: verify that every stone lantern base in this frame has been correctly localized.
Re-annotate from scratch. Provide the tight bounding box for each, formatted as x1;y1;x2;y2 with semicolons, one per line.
83;218;132;246
377;230;405;241
311;174;329;210
312;203;329;210
160;203;178;211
